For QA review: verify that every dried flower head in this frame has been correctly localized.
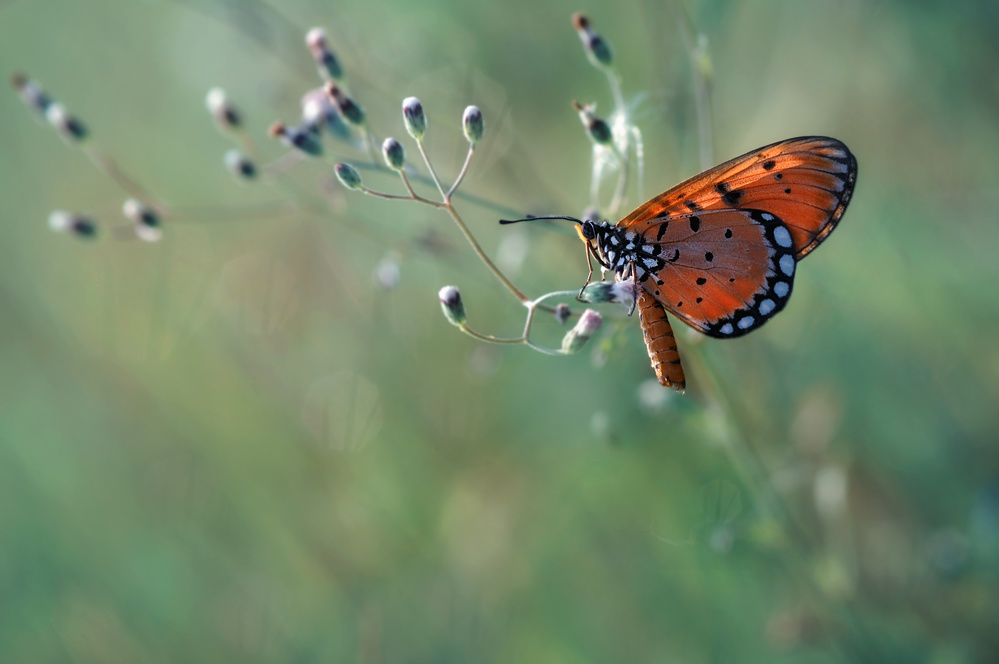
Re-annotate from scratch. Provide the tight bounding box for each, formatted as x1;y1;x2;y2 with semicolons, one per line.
324;83;365;127
10;72;52;117
572;12;614;69
305;27;343;81
300;87;352;142
572;100;612;146
269;121;323;157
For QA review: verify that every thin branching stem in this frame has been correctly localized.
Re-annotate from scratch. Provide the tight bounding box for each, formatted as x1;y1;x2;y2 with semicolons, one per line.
457;324;524;345
416;138;448;199
82;146;163;210
447;145;475;200
441;202;528;304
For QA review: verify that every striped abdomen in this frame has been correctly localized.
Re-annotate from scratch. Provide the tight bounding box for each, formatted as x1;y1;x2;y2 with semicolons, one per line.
637;290;685;390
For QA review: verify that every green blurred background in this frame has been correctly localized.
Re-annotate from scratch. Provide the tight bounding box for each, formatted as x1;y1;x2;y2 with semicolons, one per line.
2;0;998;661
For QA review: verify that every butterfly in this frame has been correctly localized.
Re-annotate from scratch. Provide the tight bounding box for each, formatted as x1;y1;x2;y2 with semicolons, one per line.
502;136;857;391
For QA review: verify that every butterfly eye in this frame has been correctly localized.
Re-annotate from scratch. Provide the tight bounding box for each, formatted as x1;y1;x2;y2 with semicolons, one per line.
580;221;596;240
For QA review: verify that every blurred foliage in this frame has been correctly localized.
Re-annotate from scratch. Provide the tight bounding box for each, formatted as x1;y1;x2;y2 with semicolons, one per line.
2;0;999;662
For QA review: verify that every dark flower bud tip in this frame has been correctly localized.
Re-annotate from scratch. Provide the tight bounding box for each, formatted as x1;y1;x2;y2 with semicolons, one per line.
11;72;52;116
334;162;363;190
382;137;406;171
306;28;344;81
572;100;612;146
49;211;98;239
438;285;466;326
206;88;242;130
572;12;613;68
462;105;484;144
46;103;88;142
225;149;257;179
402;97;426;140
325;82;365;126
269;121;323;157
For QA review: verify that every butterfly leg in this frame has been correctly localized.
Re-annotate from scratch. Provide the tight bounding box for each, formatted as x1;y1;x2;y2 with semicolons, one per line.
577;245;596;300
625;259;638;317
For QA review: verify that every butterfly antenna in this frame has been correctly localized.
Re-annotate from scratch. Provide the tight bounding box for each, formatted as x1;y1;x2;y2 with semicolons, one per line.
499;215;583;225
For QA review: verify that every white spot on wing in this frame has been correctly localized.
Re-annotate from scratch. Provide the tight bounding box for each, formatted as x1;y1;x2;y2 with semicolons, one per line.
779;254;795;276
737;316;755;330
643;258;657;268
774;281;790;298
773;226;792;248
719;323;734;335
642;245;654;253
610;236;619;245
758;298;776;315
761;212;774;221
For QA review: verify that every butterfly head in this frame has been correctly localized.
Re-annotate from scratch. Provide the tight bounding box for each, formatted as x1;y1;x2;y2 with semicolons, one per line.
576;218;599;250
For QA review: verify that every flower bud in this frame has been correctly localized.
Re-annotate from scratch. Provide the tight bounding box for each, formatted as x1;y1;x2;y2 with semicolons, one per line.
438;285;466;326
579;278;636;311
10;72;52;117
462;105;483;144
49;211;98;239
123;199;162;242
300;87;352;142
45;103;87;142
269;121;323;157
306;27;344;81
402;97;426;140
572;12;613;69
555;303;571;325
205;87;241;130
334;162;363;190
225;149;257;179
382;137;405;170
324;83;365;126
572;100;612;146
561;308;602;354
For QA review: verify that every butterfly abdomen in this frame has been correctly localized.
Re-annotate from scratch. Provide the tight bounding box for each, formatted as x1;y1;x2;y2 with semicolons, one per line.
637;290;685;390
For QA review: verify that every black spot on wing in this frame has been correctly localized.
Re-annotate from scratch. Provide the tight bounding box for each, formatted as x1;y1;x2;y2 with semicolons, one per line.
722;189;744;206
763;159;775;171
656;221;669;241
689;216;700;232
684;200;701;211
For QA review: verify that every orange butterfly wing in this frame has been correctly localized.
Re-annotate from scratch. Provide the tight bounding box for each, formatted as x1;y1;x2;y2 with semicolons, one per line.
634;209;797;338
618;136;857;260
